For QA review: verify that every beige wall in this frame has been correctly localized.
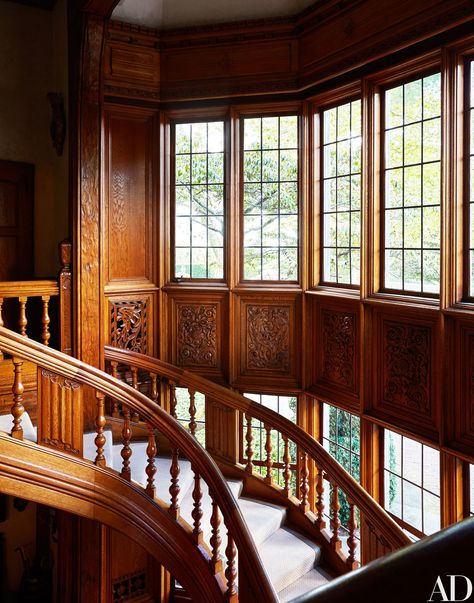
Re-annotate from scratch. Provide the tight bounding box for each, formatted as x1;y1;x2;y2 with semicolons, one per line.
0;0;68;277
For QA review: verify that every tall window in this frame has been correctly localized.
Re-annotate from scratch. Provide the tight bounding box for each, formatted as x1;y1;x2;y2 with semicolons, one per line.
384;429;440;536
383;73;441;295
322;403;361;481
321;99;362;286
174;120;225;279
242;115;299;281
468;59;474;296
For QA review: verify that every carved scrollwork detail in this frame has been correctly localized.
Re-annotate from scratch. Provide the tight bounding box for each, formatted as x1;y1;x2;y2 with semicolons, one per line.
110;300;147;353
247;305;290;371
42;438;80;455
383;321;430;413
321;310;355;389
177;304;217;367
41;370;80;391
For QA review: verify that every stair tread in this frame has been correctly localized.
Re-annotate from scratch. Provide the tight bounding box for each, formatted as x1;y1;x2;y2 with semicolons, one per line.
236;497;286;545
258;528;321;593
277;568;331;602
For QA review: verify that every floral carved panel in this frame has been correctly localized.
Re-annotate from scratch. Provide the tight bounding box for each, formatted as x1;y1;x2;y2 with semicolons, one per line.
110;300;147;353
321;309;356;390
246;305;290;372
176;303;218;367
382;321;431;415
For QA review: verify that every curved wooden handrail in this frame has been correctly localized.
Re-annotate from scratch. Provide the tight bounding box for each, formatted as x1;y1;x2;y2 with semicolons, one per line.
0;433;223;603
0;327;278;603
104;345;412;557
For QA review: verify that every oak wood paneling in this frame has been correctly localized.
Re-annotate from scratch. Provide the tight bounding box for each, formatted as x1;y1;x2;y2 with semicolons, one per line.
365;306;441;443
235;292;301;390
106;292;155;356
168;290;228;381
309;294;360;412
104;107;156;287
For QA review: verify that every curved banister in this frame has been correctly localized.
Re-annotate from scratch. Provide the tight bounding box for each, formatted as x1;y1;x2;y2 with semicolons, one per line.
104;345;412;556
0;327;278;603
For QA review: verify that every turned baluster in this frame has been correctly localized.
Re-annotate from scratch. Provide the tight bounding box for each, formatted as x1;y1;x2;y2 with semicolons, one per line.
0;298;4;360
191;470;203;544
169;381;178;419
41;295;51;346
209;501;222;574
188;389;197;437
346;501;358;569
94;391;107;467
145;423;157;498
299;451;310;513
330;483;342;550
11;358;24;439
282;435;292;497
150;373;160;406
315;466;326;530
245;413;254;474
130;367;140;422
224;531;238;600
169;447;180;520
18;297;28;337
120;405;132;481
264;424;273;484
109;361;120;417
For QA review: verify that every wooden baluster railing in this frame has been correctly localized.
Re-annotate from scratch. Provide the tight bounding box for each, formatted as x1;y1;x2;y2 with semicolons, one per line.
191;470;203;545
300;451;310;513
188;389;197;437
11;358;24;439
224;531;238;601
346;501;358;569
283;435;292;497
209;501;222;574
130;366;140;422
330;483;342;551
169;447;180;520
264;424;273;484
94;391;107;467
120;405;132;481
150;372;160;406
245;413;254;474
315;466;326;529
41;295;51;346
145;423;157;498
18;297;27;337
169;381;178;419
109;361;120;417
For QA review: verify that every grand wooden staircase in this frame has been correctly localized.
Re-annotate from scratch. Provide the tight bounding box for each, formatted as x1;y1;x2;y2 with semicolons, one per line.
0;320;411;601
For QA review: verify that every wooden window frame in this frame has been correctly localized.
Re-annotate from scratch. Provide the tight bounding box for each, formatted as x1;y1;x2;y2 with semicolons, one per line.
235;102;303;289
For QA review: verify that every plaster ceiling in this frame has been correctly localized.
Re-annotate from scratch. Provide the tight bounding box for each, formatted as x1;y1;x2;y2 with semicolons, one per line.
112;0;318;30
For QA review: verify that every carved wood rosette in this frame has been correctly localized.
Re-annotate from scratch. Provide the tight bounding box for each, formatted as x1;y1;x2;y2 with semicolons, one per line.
176;303;218;368
37;368;83;456
110;300;147;353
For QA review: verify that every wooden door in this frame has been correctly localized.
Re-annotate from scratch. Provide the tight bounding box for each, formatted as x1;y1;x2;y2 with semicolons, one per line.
0;159;34;281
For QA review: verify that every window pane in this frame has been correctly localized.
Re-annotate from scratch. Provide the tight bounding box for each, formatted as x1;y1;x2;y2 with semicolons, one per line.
243;115;299;281
468;60;474;295
383;73;441;295
384;429;440;537
174;121;225;279
322;99;362;285
322;404;360;484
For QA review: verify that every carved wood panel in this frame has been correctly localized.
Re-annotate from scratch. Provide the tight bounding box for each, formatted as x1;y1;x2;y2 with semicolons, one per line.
168;292;227;380
450;321;474;455
37;368;83;456
237;294;300;389
104;107;156;286
367;309;439;442
205;397;238;464
310;296;360;411
110;299;148;354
